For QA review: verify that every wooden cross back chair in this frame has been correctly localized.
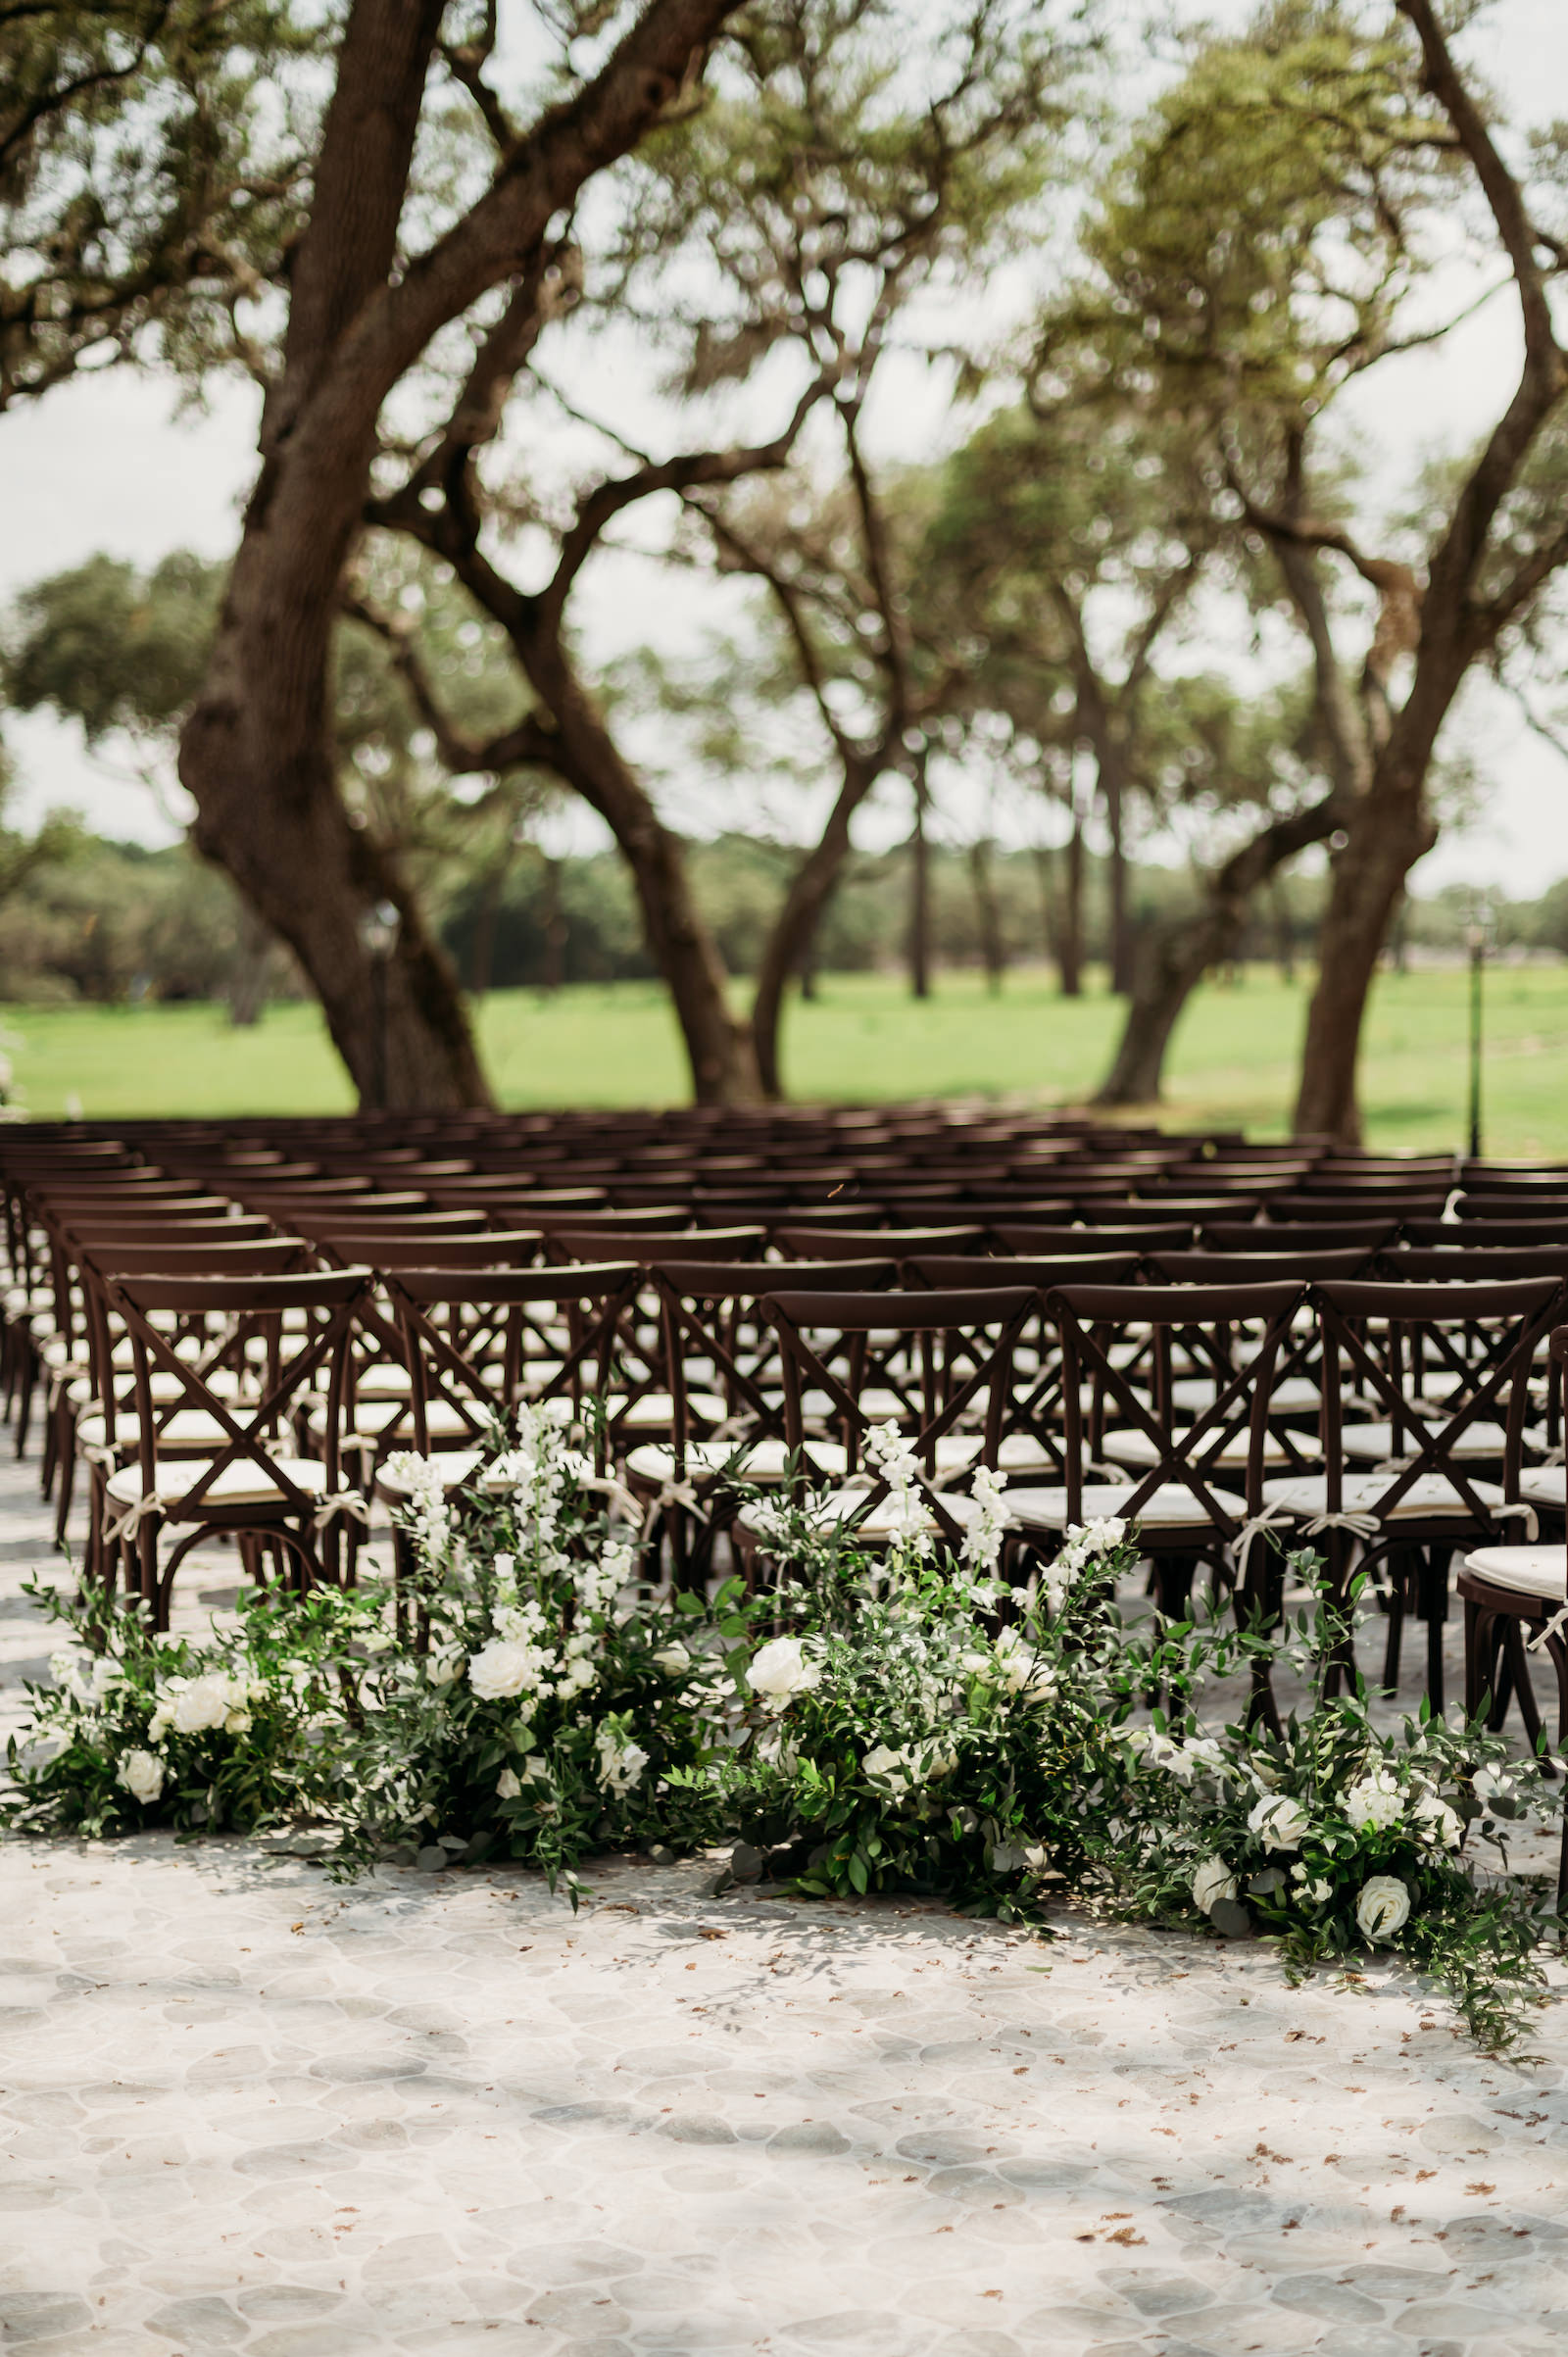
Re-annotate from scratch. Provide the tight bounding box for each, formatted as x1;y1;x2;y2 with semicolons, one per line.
757;1285;1037;1561
627;1257;899;1583
1014;1279;1303;1633
55;1233;313;1569
87;1263;373;1628
368;1265;643;1546
1458;1325;1568;1900
1275;1275;1563;1706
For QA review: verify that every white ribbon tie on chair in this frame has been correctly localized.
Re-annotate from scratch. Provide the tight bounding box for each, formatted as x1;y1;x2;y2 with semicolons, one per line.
312;1491;371;1533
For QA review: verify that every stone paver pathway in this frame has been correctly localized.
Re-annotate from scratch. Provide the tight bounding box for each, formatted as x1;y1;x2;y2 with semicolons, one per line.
3;1458;1567;2355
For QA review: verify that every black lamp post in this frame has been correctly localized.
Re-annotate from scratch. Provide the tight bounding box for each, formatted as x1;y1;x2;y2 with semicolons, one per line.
1466;908;1488;1162
356;899;400;1111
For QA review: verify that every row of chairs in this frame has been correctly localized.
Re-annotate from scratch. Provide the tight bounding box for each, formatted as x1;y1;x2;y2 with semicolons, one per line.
6;1127;1568;1773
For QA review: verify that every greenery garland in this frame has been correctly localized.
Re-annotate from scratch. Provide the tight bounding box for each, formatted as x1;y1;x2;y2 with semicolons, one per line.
4;1409;1559;2048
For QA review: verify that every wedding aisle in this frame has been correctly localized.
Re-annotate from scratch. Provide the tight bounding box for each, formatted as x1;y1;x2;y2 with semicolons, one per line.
3;1460;1567;2357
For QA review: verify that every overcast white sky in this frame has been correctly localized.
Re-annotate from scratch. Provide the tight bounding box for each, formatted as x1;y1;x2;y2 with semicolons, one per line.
4;0;1568;894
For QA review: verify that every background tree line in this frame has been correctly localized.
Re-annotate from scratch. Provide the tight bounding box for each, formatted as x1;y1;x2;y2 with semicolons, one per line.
2;0;1566;1141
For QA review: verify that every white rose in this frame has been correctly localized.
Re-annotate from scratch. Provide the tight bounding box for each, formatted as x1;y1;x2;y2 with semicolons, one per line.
1191;1858;1239;1915
653;1642;691;1675
1169;1737;1226;1786
495;1766;522;1800
117;1749;164;1806
862;1743;917;1792
171;1674;239;1735
747;1637;821;1707
1248;1794;1311;1853
1344;1769;1403;1834
1355;1875;1411;1942
1412;1793;1463;1851
468;1640;539;1701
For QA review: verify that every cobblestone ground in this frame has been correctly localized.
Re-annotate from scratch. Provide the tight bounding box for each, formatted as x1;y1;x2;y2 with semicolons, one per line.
4;1449;1568;2356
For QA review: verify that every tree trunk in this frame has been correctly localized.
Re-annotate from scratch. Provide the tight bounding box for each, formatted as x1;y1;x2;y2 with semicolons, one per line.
498;621;760;1100
1095;791;1345;1107
177;0;742;1110
969;837;1005;996
752;757;877;1100
1293;770;1439;1144
907;764;931;1000
227;902;274;1027
1102;743;1132;995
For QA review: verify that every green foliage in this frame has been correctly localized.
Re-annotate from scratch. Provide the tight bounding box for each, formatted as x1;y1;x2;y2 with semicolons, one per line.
8;1453;1558;2044
1114;1567;1561;2051
4;1571;359;1839
5;551;220;740
0;0;324;406
1068;2;1452;429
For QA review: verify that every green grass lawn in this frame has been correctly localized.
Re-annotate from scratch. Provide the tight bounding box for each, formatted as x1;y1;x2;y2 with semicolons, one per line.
6;959;1565;1153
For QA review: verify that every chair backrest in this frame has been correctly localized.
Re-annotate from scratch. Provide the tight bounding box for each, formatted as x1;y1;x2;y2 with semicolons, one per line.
761;1285;1038;1546
1206;1218;1395;1252
543;1225;766;1266
1046;1278;1305;1532
1380;1245;1568;1283
1145;1248;1374;1283
1270;1189;1448;1223
651;1258;897;1453
88;1264;373;1516
1403;1216;1568;1249
992;1220;1193;1257
771;1224;985;1260
314;1228;544;1271
378;1262;642;1466
1313;1275;1564;1525
297;1208;491;1242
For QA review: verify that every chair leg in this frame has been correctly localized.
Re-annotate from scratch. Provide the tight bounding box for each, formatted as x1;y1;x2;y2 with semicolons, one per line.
1503;1620;1548;1764
53;1421;77;1551
1420;1547;1450;1717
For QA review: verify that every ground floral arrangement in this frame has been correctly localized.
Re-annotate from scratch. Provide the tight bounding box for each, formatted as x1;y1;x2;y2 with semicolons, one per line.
4;1407;1561;2048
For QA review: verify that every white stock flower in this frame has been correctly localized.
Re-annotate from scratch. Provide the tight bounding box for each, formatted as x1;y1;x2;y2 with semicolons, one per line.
424;1645;466;1688
1191;1858;1239;1915
1355;1875;1412;1941
1248;1794;1311;1853
993;1626;1056;1698
961;1461;1007;1576
495;1766;522;1800
1344;1768;1404;1835
117;1749;164;1805
593;1725;650;1796
653;1641;692;1675
748;1636;821;1708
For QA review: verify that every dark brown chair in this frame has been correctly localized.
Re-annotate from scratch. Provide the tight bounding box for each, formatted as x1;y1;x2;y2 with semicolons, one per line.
1459;1326;1568;1899
89;1264;372;1628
